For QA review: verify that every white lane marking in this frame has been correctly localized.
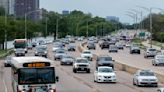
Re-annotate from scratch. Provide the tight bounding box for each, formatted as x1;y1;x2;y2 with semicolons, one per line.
3;79;8;92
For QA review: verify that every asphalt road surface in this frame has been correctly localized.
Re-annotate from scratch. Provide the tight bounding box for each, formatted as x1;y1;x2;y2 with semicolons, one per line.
0;41;164;92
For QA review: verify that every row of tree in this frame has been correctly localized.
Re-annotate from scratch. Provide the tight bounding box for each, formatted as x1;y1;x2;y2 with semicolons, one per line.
142;13;164;42
0;6;120;50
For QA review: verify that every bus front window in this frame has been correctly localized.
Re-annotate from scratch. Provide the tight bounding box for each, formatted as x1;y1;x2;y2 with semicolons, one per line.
19;67;55;84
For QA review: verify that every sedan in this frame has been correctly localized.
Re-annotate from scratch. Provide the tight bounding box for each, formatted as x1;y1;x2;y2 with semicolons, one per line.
133;69;158;87
61;55;75;65
94;66;116;83
152;55;164;66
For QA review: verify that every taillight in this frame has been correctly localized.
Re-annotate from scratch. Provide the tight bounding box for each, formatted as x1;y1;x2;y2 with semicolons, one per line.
18;90;22;92
52;89;56;92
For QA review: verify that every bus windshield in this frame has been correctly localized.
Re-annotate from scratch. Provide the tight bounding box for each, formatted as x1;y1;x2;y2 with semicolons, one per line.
18;67;55;84
14;42;26;48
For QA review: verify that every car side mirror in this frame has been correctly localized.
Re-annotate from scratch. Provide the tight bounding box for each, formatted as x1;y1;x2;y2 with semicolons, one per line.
56;76;59;82
112;60;115;62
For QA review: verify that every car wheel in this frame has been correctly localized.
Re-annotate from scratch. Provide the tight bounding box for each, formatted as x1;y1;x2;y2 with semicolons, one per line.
155;84;158;87
137;80;140;87
138;52;140;54
133;79;136;85
73;68;77;73
87;69;90;73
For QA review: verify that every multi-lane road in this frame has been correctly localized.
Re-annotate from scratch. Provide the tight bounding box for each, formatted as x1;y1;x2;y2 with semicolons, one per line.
0;40;164;92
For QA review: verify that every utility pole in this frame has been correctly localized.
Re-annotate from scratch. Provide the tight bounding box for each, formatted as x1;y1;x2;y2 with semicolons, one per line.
87;21;89;38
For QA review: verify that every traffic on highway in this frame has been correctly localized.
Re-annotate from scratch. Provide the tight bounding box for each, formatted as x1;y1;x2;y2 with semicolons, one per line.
1;34;164;92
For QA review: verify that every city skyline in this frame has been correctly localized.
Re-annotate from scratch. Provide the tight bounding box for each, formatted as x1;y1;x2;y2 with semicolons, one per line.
40;0;164;24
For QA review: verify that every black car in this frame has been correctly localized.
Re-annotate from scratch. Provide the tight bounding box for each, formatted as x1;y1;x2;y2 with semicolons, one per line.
87;43;96;50
130;46;140;54
100;41;110;49
96;55;114;69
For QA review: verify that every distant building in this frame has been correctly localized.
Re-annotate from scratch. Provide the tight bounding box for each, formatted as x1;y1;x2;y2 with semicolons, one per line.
15;0;40;20
0;0;14;15
106;16;119;22
62;10;69;15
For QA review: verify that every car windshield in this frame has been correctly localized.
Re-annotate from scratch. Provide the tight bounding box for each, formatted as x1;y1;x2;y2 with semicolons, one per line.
37;47;46;51
157;56;164;59
83;51;91;54
76;59;88;63
149;49;156;51
19;67;55;84
98;68;113;73
99;57;112;61
56;50;65;53
140;71;155;76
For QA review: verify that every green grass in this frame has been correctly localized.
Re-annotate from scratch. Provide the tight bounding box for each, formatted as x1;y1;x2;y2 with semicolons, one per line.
0;50;7;55
131;38;142;44
152;41;163;47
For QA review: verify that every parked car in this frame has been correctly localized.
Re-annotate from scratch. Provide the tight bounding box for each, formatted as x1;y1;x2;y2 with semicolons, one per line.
67;43;76;51
87;43;96;50
133;69;158;87
152;55;164;66
130;45;140;54
96;55;114;69
73;58;90;73
4;56;12;67
109;45;118;52
60;55;75;65
94;66;116;83
34;46;47;58
15;48;25;56
81;50;93;61
144;48;157;58
54;49;66;60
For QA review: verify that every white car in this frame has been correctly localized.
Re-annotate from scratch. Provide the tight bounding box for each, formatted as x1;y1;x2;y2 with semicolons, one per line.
133;69;158;87
157;88;164;92
73;58;90;73
4;56;12;67
81;50;93;61
94;66;116;83
152;55;164;66
144;48;157;58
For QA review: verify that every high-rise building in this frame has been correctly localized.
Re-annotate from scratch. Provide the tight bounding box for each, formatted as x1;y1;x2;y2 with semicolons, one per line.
106;16;119;22
0;0;15;15
15;0;40;20
0;0;9;14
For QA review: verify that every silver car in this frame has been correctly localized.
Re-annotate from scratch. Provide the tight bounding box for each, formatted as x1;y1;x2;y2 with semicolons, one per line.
144;48;157;58
60;55;75;65
4;56;12;67
152;55;164;66
54;49;66;60
109;45;118;52
15;48;25;56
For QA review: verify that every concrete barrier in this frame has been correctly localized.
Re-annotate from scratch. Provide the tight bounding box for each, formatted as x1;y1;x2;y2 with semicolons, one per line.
78;42;164;83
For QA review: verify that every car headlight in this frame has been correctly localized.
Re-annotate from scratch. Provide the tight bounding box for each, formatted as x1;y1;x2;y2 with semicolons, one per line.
44;51;47;54
112;76;116;78
35;51;38;54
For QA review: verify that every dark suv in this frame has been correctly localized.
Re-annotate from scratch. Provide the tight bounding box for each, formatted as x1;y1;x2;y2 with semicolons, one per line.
100;41;110;49
96;55;114;69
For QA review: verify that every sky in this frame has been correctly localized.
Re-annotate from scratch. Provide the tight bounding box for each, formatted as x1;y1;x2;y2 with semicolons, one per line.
40;0;164;24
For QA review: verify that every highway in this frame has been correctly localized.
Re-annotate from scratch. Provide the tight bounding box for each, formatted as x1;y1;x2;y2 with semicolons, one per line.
0;41;164;92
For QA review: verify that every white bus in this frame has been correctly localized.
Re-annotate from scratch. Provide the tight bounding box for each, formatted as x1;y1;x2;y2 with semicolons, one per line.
13;39;28;53
11;57;59;92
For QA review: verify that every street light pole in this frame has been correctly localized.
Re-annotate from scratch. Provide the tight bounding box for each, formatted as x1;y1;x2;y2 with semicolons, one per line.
45;17;48;39
150;8;153;48
56;18;58;40
87;21;89;38
25;13;27;39
5;12;7;50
